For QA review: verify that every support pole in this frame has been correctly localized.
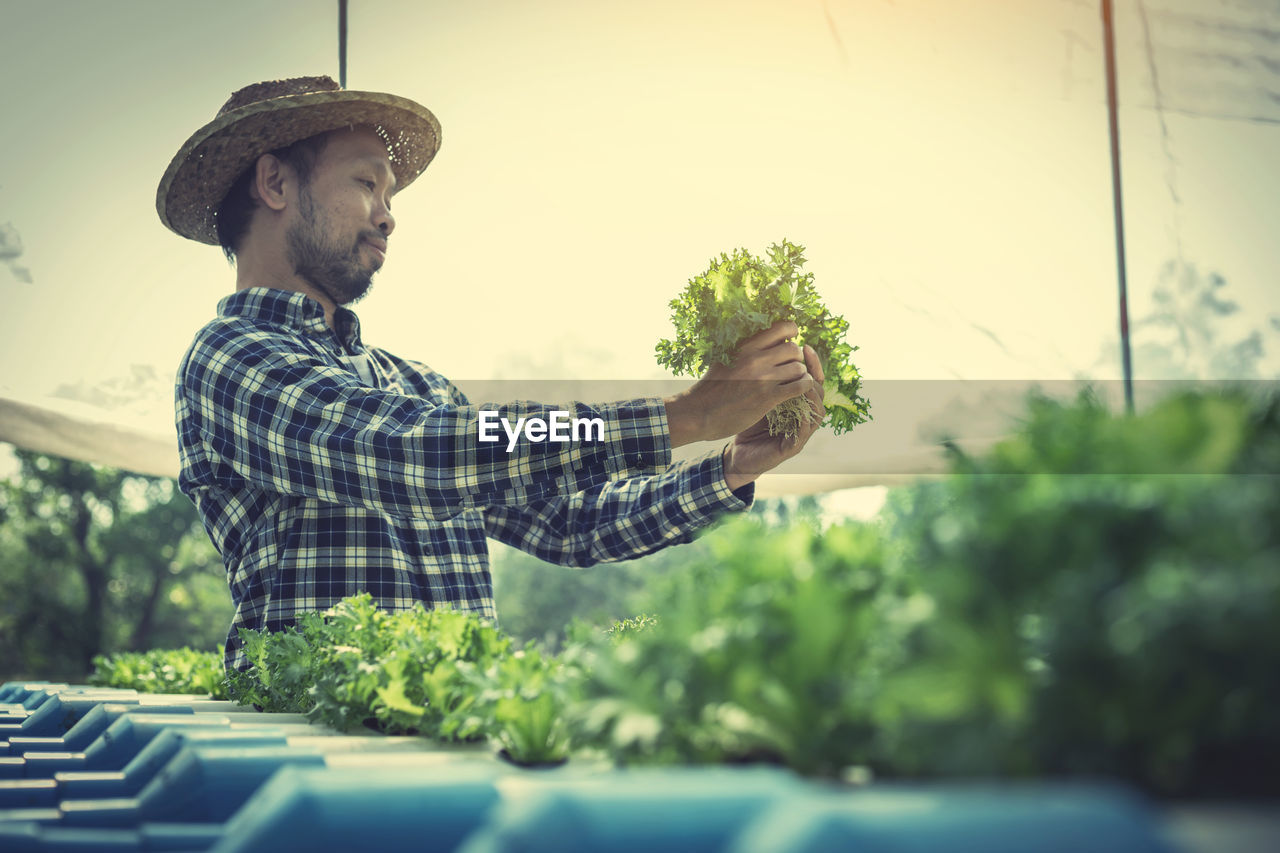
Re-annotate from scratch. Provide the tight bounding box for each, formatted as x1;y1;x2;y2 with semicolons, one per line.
1102;0;1135;414
338;0;348;88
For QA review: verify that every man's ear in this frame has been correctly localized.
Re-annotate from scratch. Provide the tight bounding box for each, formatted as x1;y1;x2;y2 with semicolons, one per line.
251;154;290;212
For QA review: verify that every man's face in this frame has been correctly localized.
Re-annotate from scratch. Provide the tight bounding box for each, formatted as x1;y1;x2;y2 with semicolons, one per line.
284;127;397;308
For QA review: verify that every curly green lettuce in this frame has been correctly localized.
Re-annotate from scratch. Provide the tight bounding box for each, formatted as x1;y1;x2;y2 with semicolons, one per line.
656;239;870;437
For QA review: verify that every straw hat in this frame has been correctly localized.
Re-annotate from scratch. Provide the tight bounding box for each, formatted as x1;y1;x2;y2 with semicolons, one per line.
157;75;441;245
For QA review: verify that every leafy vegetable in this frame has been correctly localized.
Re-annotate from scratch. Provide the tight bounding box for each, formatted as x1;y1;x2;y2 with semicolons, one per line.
656;239;870;436
227;595;514;740
226;623;316;713
223;594;583;765
570;516;905;778
89;646;229;699
464;642;579;766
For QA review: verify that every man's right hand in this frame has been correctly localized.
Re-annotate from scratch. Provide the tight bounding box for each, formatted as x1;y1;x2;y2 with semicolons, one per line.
663;320;816;448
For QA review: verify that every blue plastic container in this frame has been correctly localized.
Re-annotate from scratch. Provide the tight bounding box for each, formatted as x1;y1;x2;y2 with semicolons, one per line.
2;715;229;779
0;684;71;711
0;729;302;807
53;727;306;801
1;692;151;740
0;681;1211;852
2;704;195;756
0;778;58;809
27;711;313;777
59;745;329;828
211;762;505;852
0;681;62;697
727;783;1182;853
0;820;225;852
459;766;802;853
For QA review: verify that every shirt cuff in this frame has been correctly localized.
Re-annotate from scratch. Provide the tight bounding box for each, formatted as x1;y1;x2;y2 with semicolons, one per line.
673;446;755;524
616;396;674;477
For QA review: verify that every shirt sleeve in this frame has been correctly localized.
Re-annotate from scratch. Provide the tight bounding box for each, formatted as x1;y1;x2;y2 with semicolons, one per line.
179;320;672;520
482;446;755;567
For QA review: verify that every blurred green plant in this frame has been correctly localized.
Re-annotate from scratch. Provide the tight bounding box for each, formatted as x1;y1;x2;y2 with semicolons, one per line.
605;614;658;642
570;515;911;778
567;386;1279;796
89;646;228;699
878;385;1280;796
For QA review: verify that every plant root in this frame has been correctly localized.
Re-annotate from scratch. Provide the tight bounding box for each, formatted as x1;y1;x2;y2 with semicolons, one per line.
766;396;821;440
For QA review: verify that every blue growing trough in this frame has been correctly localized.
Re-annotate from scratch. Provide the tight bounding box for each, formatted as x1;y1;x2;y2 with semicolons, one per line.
0;680;1215;852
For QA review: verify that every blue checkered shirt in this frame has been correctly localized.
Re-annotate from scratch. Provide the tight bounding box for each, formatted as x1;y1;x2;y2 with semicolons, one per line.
175;288;753;671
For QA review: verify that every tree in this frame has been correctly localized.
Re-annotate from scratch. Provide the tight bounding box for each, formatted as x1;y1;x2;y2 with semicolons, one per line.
0;447;232;680
1102;262;1280;381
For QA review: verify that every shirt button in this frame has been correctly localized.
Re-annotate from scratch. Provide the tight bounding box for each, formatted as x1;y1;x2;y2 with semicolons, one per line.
632;456;648;470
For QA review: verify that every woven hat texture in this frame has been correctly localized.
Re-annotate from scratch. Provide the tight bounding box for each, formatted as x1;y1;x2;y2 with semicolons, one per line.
157;75;441;244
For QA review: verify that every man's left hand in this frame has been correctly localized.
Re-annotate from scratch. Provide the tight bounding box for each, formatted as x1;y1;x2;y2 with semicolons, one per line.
722;344;826;491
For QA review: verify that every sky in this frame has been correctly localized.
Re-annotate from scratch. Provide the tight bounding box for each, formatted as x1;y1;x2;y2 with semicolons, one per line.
1;0;1278;499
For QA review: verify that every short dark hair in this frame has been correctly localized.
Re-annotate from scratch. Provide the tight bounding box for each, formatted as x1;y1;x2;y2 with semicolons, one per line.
215;133;331;263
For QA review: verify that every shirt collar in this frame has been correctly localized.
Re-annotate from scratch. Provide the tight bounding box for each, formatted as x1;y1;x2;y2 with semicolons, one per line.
217;287;364;349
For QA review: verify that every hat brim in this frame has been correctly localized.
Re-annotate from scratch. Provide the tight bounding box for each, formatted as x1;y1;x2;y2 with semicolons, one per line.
157;89;441;245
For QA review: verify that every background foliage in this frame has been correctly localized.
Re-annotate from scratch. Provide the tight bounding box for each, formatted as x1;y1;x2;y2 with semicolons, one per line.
491;494;823;650
0;447;231;680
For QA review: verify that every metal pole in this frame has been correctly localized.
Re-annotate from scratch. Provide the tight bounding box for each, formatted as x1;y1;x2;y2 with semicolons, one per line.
338;0;348;88
1102;0;1135;414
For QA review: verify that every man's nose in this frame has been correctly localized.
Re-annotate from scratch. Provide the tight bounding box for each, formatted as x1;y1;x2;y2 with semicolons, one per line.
375;200;395;237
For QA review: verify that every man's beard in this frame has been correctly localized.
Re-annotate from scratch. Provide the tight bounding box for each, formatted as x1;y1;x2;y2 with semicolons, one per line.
285;186;379;307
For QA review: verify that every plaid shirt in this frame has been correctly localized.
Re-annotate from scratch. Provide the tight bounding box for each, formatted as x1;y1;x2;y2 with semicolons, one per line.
175;288;753;671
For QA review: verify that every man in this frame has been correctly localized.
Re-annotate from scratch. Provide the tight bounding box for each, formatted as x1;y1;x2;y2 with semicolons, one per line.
159;77;826;672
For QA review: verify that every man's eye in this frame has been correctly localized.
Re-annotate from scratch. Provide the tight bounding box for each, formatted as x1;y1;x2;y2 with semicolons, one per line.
359;179;376;190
